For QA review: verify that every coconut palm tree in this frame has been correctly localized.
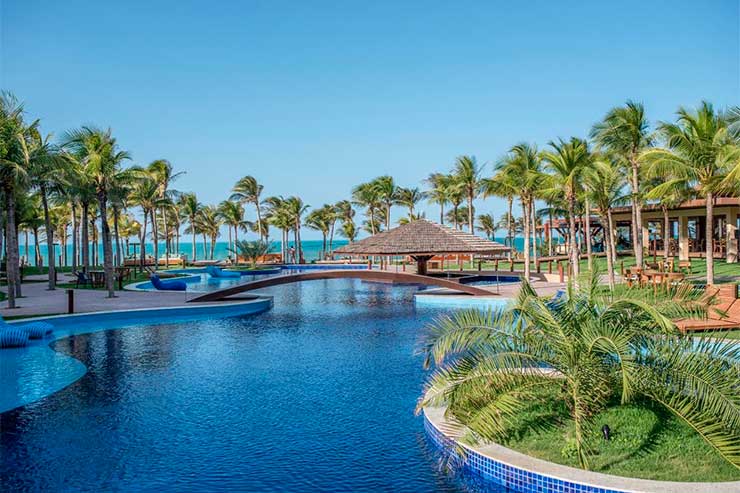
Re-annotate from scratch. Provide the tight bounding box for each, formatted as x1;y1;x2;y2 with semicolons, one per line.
0;92;32;306
396;187;426;218
584;156;626;288
453;155;483;233
476;213;496;240
352;181;382;234
147;159;183;266
335;200;356;245
418;275;739;470
217;200;246;256
231;175;265;240
482;173;518;259
425;172;451;225
542;138;590;280
591;101;653;268
369;175;397;230
129;175;161;269
264;196;292;262
62;127;130;297
178;192;201;263
229;239;271;269
642;102;739;285
340;219;357;243
196;205;221;259
494;144;543;279
284;196;309;263
306;205;335;259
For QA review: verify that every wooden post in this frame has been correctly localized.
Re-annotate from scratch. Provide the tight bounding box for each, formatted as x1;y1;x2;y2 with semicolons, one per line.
548;260;552;274
67;289;74;314
558;261;564;283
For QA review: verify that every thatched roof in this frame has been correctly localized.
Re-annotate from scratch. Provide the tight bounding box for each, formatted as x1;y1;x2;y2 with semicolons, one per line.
334;219;509;256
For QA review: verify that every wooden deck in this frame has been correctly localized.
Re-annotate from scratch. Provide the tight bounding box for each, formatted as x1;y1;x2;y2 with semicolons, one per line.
675;284;740;333
187;269;496;302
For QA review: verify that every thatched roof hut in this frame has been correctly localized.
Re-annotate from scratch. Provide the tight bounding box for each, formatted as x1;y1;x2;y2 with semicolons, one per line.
334;219;508;274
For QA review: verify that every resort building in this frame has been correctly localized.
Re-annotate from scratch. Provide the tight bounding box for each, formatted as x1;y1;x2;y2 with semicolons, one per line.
549;198;740;262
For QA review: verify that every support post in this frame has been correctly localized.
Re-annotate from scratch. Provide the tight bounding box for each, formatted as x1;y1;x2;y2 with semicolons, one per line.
67;289;74;314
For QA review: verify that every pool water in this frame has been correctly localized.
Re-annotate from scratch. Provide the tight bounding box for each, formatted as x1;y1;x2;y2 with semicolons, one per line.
0;280;499;492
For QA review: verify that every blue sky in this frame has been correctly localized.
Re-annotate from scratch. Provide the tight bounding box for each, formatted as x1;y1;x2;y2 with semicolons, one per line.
2;0;739;239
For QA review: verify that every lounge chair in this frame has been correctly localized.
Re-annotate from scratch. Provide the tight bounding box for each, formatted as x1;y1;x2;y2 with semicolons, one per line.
150;275;187;291
205;266;241;278
0;316;54;348
74;271;92;288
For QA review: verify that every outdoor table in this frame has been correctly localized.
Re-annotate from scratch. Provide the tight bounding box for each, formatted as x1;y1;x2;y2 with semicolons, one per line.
89;270;106;288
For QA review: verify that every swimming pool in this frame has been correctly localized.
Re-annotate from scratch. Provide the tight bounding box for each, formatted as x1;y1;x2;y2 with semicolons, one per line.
0;280;499;492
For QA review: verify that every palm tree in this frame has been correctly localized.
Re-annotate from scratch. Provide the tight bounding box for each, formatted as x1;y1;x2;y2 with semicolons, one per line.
264;196;292;263
542;138;590;280
352;181;382;234
27;130;67;289
335;200;356;245
62;127;130;297
494;144;543;279
231;175;265;239
482;173;518;259
148;159;183;266
306;205;334;259
0;92;32;306
453;155;483;233
425;173;451;224
340;219;357;243
217;200;246;256
584;156;626;288
197;205;221;259
370;175;397;230
476;213;496;240
129;175;161;269
284;196;309;263
418;275;738;470
396;187;426;219
591;101;653;268
642;102;739;285
178;192;201;263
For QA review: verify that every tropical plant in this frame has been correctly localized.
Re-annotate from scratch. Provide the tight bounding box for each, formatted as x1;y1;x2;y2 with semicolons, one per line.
370;175;397;230
178;192;201;262
482;172;518;258
231;175;265;239
352;181;382;234
476;213;496;240
453;155;483;233
542;138;590;280
284;196;309;263
62;126;130;297
218;200;247;255
396;186;426;218
147;159;183;265
591;101;653;268
642;102;739;284
418;274;739;471
425;172;452;225
305;205;336;259
229;239;272;269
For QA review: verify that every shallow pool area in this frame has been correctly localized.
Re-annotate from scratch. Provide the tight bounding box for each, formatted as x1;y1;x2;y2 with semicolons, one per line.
0;280;500;492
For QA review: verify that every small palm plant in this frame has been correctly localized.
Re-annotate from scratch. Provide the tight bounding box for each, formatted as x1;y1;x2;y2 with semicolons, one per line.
229;240;272;269
418;273;740;470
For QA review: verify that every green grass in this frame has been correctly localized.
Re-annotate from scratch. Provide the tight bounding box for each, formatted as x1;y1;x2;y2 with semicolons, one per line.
691;329;740;340
496;387;740;481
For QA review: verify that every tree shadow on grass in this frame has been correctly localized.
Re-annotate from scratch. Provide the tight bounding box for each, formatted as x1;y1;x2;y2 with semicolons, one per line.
595;402;667;471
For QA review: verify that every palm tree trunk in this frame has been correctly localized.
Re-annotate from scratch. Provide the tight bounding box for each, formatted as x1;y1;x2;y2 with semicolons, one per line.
522;201;530;280
151;210;159;270
202;233;207;259
71;204;78;273
585;198;593;272
191;217;197;262
163;209;170;267
507;197;513;260
140;212;148;269
255;200;263;240
468;192;474;233
706;192;714;284
97;193;115;297
631;158;643;268
81;201;90;272
453;204;459;230
386;203;391;230
601;212;615;289
439;202;444;225
113;207;122;267
293;227;299;264
531;201;538;268
4;188;19;308
662;205;670;260
568;195;580;279
40;185;56;290
548;209;554;257
33;228;41;267
210;236;216;260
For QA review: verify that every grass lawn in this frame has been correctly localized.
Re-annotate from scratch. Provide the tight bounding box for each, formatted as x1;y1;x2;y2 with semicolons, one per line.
497;387;739;482
691;329;740;340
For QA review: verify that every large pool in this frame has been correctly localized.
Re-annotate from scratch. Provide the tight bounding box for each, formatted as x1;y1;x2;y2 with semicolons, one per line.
0;280;497;492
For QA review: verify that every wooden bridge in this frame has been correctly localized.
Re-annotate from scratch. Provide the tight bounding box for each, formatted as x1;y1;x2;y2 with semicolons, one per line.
188;269;495;302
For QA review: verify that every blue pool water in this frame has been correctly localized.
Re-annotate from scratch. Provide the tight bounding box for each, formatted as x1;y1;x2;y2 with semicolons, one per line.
0;280;500;492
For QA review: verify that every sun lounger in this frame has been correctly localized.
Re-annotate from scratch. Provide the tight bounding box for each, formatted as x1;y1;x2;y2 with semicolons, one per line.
0;316;54;348
205;266;241;279
150;275;187;291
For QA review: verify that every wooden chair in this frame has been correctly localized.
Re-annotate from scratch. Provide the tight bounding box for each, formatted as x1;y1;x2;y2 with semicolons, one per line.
74;271;92;288
678;260;692;274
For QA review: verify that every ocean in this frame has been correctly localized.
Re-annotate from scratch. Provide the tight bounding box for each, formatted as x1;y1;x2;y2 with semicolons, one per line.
18;237;532;267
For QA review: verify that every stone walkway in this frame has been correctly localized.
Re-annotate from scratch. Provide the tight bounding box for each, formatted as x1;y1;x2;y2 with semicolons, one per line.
1;274;195;318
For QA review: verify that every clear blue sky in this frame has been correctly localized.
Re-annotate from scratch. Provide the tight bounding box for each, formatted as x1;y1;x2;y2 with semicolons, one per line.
2;0;739;239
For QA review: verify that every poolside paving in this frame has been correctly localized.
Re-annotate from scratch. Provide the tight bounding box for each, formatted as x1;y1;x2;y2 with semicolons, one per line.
1;270;566;319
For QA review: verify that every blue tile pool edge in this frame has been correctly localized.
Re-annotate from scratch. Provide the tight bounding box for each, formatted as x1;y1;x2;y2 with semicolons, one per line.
422;406;740;493
0;297;273;413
